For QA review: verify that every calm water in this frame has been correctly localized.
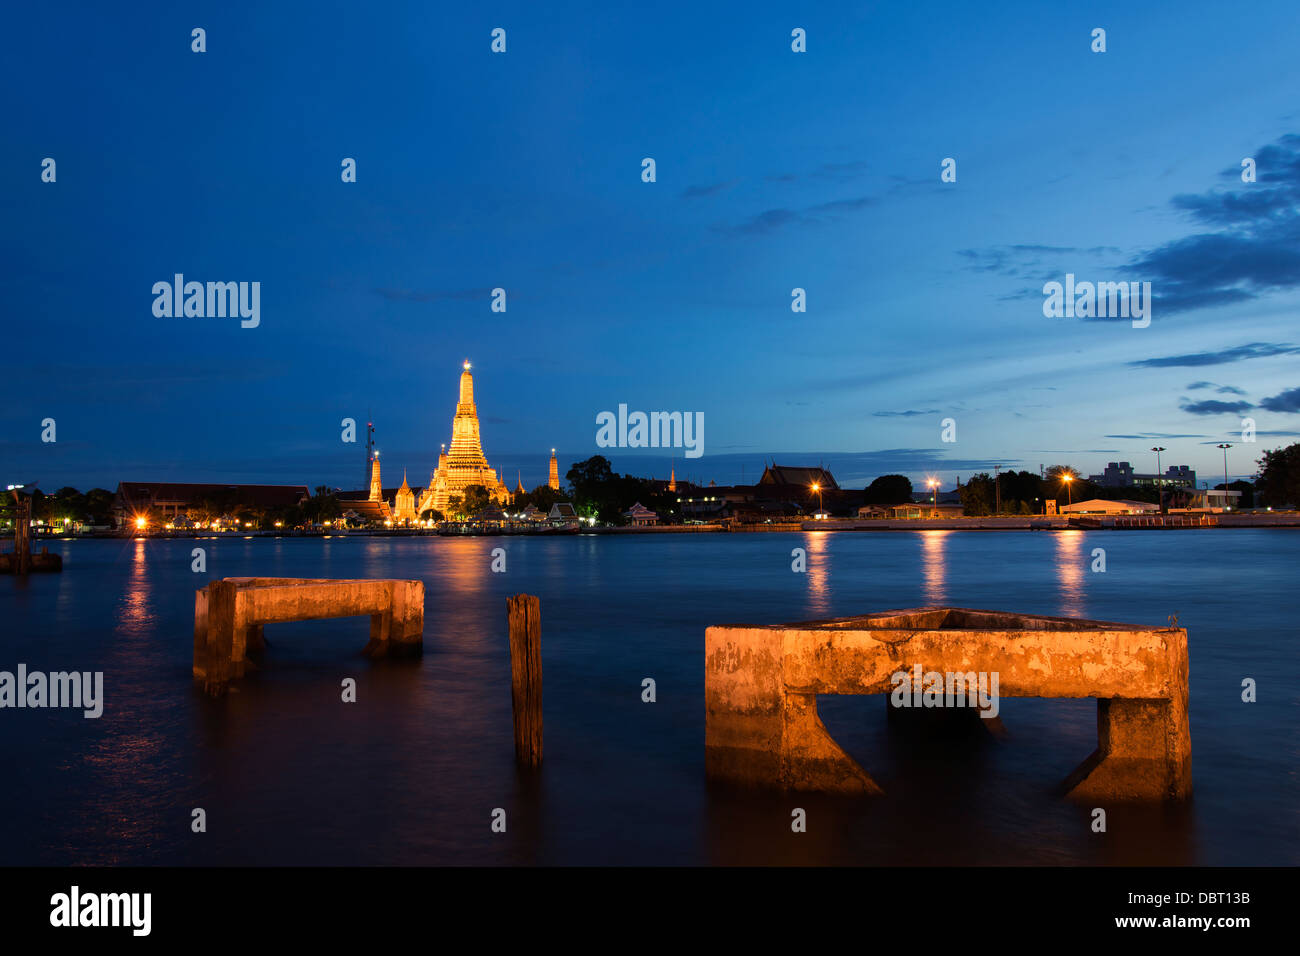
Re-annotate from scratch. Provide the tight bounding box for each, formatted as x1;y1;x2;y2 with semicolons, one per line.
1;530;1296;866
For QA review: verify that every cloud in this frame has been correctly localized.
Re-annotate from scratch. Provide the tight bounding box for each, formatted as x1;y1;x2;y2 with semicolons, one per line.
872;408;940;418
1127;342;1300;368
1104;432;1207;440
1259;386;1300;413
718;195;875;236
680;180;737;199
1131;133;1300;313
957;244;1120;278
1179;398;1254;416
960;134;1300;316
1186;381;1248;395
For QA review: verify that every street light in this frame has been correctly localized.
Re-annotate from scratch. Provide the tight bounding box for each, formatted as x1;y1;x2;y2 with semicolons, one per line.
1062;472;1074;506
811;482;823;515
1216;443;1232;511
1151;446;1167;513
928;478;939;515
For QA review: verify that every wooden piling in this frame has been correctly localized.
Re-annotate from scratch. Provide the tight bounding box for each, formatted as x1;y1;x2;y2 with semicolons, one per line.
14;496;31;576
507;594;543;767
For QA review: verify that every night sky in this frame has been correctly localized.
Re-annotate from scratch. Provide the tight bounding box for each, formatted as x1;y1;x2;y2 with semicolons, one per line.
4;1;1299;493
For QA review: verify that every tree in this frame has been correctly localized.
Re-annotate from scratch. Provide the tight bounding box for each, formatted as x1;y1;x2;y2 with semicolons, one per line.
864;474;913;505
420;508;444;522
960;474;995;516
461;484;490;517
1256;443;1300;508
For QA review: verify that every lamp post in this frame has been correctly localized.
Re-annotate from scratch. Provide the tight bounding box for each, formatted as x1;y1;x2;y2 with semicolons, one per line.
1062;472;1073;506
1151;446;1167;513
1216;443;1232;511
811;482;823;516
928;478;939;516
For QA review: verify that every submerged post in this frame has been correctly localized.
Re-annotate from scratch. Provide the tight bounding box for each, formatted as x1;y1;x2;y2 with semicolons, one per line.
14;493;31;576
507;594;543;768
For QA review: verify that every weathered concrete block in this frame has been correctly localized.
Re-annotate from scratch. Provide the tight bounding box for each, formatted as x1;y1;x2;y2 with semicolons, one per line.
194;577;426;692
705;607;1191;801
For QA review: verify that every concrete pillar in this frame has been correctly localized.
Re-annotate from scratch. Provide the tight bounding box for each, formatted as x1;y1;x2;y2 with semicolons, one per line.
204;580;238;696
705;626;881;793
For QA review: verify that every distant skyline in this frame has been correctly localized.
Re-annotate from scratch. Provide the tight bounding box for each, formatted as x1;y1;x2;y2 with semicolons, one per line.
5;2;1299;492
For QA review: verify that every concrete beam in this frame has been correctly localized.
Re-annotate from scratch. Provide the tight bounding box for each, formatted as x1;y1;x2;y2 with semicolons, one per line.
705;607;1191;801
194;577;425;694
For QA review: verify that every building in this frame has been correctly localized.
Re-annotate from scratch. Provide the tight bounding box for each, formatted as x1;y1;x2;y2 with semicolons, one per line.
623;502;659;526
112;482;309;527
548;449;560;490
759;464;838;492
391;472;418;525
1090;461;1197;490
1179;488;1242;512
415;361;513;515
1060;498;1159;515
890;502;964;518
548;502;579;528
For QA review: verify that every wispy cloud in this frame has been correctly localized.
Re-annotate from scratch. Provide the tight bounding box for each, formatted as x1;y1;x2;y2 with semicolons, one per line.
680;180;737;199
872;408;940;418
717;196;875;236
1179;398;1254;416
1127;342;1300;368
1187;381;1248;395
1104;432;1208;440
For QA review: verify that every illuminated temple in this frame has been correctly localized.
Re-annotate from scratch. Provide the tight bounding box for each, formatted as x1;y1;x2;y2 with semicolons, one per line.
416;361;513;516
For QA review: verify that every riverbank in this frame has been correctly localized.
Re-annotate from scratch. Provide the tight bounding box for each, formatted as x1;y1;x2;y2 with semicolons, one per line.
22;511;1300;542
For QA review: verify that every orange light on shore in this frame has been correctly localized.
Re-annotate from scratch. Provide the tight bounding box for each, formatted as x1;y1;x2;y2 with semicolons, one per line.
134;516;147;530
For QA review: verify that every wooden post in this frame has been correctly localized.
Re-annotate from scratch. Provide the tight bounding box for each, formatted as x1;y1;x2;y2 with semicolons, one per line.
14;495;31;576
507;594;543;767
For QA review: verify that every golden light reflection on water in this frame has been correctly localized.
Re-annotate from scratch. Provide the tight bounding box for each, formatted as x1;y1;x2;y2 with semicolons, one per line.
804;531;830;617
117;538;154;633
920;530;950;604
1053;530;1087;616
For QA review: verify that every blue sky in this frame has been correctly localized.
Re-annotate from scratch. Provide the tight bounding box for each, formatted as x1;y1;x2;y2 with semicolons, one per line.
4;0;1299;492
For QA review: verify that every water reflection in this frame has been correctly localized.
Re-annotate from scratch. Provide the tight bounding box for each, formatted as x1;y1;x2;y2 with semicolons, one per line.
1053;530;1086;616
803;531;830;617
116;538;154;634
919;530;950;604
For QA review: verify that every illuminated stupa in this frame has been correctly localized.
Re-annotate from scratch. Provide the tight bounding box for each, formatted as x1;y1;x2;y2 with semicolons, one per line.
392;471;418;525
418;360;512;515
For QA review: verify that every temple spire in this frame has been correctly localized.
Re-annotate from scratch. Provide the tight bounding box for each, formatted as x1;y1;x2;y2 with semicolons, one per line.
368;451;382;502
548;448;560;490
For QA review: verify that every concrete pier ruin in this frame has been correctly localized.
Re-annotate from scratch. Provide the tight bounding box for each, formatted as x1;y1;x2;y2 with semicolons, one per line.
193;577;424;695
705;607;1191;801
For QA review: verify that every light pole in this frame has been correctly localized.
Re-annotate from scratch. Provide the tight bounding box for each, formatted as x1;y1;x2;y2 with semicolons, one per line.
811;482;823;516
1151;446;1167;513
1062;472;1073;506
928;478;939;516
1216;443;1232;510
